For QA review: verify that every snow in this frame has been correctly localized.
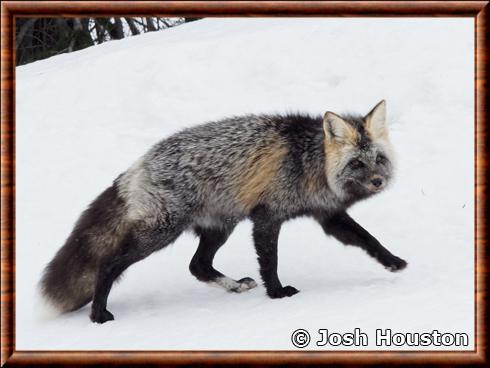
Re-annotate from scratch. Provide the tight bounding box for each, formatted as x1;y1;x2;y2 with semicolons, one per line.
15;18;474;350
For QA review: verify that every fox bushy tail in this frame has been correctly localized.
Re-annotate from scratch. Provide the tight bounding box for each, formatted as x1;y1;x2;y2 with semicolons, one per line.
39;183;129;313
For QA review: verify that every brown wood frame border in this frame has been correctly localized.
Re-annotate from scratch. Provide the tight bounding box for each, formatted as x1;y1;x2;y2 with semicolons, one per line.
1;1;488;366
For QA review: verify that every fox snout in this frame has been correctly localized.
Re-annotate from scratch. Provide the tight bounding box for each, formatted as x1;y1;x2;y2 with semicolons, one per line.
368;175;385;192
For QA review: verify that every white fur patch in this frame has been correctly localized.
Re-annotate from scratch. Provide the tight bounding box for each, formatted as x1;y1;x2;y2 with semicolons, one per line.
194;215;222;229
117;157;162;221
208;277;257;292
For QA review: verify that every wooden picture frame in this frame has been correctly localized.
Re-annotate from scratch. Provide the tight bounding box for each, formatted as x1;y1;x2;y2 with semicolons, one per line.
1;1;488;365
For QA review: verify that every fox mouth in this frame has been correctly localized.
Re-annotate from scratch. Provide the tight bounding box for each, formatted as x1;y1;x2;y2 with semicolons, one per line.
343;179;385;195
356;177;386;193
366;183;385;193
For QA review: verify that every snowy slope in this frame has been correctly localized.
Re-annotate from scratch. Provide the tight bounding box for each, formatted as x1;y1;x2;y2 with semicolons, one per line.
16;18;474;350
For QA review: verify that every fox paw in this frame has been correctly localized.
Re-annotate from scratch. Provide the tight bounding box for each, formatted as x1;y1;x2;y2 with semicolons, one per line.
267;285;299;299
209;276;257;293
90;308;115;324
384;255;408;272
230;277;258;293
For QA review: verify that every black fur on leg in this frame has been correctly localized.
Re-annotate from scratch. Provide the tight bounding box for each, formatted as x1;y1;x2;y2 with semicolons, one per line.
189;223;258;292
250;205;299;298
189;223;236;282
90;223;185;324
315;210;407;271
90;250;141;324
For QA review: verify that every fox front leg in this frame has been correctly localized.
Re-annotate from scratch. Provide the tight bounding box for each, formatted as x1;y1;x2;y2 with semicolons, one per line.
315;211;407;271
250;205;299;298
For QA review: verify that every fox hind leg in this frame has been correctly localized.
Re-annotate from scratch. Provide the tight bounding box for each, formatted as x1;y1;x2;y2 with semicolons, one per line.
90;223;185;324
190;224;257;293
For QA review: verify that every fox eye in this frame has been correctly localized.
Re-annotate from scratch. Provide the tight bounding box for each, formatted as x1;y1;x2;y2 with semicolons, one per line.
376;154;387;165
349;159;364;169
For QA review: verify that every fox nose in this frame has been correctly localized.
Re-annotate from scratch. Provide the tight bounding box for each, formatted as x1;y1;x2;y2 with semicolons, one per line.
371;178;383;188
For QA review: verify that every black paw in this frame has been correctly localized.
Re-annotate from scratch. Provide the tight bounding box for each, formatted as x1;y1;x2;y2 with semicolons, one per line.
383;255;408;272
267;285;299;299
90;308;115;324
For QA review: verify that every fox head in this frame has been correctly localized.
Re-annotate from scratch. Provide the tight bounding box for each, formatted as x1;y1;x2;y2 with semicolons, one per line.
323;100;395;201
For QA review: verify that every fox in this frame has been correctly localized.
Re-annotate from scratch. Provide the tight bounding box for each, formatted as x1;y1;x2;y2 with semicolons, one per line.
40;100;407;324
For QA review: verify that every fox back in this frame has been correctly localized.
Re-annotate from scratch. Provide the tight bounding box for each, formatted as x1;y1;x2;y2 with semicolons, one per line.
119;102;394;229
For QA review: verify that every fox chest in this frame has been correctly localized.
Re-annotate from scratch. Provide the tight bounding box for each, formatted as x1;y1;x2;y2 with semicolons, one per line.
260;183;342;218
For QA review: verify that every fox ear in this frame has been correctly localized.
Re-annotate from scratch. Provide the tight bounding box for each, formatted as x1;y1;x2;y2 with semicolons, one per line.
323;112;356;144
365;100;388;139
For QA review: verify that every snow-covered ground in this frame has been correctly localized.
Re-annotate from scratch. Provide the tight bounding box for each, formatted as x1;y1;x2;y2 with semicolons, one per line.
16;18;474;350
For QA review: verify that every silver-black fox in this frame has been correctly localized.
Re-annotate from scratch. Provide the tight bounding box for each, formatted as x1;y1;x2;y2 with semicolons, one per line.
40;100;407;323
